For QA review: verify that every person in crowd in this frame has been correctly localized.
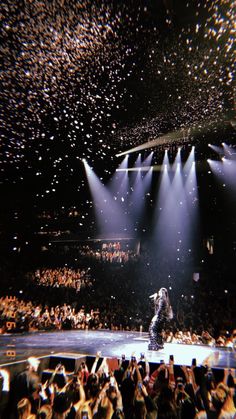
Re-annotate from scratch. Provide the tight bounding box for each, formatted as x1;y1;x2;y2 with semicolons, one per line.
36;404;53;419
0;368;10;417
0;291;235;346
0;351;235;418
148;288;173;351
195;367;236;419
10;357;41;415
17;397;35;419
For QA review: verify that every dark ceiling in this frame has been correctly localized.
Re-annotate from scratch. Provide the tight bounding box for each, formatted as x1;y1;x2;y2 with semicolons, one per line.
0;0;235;208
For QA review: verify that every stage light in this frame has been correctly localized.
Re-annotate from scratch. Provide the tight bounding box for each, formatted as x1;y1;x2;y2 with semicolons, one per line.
152;143;199;288
134;153;142;167
116;166;154;172
116;121;226;157
84;160;131;237
208;143;224;156
142;151;153;166
222;142;236;159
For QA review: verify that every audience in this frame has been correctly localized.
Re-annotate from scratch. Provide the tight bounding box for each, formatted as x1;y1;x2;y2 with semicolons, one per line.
0;354;235;418
0;241;235;417
0;296;236;349
0;296;101;333
67;242;138;264
30;267;93;292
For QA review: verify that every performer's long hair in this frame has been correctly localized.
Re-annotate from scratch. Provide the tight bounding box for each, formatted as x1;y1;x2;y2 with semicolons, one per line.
148;286;173;350
156;287;173;319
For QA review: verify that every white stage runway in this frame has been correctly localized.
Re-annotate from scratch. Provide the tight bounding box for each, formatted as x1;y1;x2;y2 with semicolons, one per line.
0;329;235;369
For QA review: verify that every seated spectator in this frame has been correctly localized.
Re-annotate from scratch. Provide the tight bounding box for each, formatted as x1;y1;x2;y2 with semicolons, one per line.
29;267;93;293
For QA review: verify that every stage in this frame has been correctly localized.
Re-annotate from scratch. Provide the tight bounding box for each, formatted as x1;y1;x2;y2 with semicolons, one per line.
0;329;235;369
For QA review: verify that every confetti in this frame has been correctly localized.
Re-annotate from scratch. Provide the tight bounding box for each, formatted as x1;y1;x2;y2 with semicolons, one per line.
0;0;235;198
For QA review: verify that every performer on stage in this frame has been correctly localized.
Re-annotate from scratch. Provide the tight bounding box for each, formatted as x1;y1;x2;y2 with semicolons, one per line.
148;287;173;350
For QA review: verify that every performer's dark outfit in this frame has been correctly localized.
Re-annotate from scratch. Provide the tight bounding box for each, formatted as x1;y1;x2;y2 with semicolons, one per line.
148;288;173;351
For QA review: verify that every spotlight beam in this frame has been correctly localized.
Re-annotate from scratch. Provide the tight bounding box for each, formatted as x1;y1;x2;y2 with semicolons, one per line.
116;161;208;172
115;130;190;157
115;118;230;157
116;166;155;172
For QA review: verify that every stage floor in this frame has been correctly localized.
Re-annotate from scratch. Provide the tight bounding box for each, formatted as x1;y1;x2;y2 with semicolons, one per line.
0;329;235;369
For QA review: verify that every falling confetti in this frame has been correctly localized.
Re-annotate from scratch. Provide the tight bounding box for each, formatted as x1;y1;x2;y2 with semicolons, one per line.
0;0;235;199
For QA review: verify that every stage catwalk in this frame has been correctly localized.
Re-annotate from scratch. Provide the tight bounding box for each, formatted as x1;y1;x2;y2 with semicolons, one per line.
0;329;235;369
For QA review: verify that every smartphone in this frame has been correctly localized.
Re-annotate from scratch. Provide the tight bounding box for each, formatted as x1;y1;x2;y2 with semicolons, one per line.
82;413;88;419
140;352;145;360
110;376;115;386
160;359;164;364
138;382;142;391
122;354;125;360
169;354;174;362
192;358;197;367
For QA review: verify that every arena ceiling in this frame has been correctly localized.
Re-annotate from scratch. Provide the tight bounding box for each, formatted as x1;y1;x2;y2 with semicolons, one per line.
0;0;235;204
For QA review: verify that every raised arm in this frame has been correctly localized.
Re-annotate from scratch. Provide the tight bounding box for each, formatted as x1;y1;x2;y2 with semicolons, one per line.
91;351;101;374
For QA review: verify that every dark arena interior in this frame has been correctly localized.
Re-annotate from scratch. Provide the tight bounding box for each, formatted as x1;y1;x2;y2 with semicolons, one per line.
0;0;236;418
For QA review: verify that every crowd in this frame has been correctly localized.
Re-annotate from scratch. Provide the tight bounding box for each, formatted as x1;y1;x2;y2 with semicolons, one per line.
0;295;236;351
67;243;138;264
0;239;236;346
29;268;93;292
79;249;137;264
0;296;101;334
0;353;236;418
